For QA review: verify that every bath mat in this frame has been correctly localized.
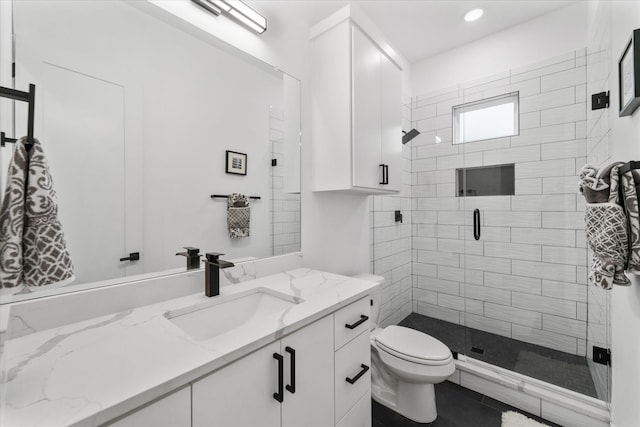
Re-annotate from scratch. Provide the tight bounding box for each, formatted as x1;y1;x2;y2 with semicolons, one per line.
502;411;550;427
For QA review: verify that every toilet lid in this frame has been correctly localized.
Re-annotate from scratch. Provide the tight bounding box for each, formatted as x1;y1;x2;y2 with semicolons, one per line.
375;326;452;365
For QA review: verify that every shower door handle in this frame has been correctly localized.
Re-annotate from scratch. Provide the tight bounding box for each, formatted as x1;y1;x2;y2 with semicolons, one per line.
473;209;481;241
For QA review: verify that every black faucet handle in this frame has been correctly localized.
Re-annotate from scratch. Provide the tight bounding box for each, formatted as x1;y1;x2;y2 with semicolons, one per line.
205;252;225;262
176;247;200;257
176;247;202;270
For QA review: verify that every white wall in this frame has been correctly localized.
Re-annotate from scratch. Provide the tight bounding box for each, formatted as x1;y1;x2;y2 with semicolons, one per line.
602;1;640;425
411;2;588;97
0;1;12;196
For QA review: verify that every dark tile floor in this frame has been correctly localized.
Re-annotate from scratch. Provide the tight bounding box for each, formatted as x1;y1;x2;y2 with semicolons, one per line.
372;381;562;427
398;313;598;398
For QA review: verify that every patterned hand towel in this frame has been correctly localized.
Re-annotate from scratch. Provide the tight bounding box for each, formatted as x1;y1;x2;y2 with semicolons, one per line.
579;163;632;289
0;137;74;293
227;193;250;238
620;168;640;273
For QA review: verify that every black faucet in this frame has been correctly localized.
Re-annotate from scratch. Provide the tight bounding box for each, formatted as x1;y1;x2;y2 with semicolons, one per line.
203;252;235;297
175;246;202;270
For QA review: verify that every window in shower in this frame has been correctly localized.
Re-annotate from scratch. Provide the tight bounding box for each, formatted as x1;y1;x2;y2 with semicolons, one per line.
452;92;519;144
456;164;515;197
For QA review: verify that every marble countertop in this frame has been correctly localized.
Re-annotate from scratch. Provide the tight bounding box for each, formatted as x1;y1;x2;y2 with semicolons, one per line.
0;268;379;427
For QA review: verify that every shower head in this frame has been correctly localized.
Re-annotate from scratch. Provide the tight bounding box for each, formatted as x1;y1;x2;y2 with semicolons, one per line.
402;128;420;144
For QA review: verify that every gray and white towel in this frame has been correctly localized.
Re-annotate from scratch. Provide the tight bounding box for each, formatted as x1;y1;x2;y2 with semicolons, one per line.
227;193;250;238
0;137;74;293
579;162;640;289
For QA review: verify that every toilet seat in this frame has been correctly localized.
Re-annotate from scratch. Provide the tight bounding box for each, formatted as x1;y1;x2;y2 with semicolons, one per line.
375;326;452;366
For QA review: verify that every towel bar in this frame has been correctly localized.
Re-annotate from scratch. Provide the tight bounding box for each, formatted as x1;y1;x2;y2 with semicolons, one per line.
210;194;261;200
618;161;640;175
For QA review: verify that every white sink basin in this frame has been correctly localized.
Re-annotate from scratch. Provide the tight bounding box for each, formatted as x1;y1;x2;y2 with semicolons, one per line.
165;288;301;341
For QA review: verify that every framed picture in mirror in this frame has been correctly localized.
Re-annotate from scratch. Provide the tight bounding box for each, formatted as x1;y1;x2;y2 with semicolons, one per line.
619;29;640;117
226;150;248;175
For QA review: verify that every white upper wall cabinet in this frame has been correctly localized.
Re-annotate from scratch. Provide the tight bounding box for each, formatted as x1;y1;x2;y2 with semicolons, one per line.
311;6;403;194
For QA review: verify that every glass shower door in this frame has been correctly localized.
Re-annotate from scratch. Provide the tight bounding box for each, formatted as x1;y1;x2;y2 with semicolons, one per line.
457;67;609;401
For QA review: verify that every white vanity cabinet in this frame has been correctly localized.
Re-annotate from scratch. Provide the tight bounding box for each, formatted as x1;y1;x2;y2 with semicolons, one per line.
109;387;191;427
333;298;372;426
192;315;334;427
108;297;371;427
311;11;402;194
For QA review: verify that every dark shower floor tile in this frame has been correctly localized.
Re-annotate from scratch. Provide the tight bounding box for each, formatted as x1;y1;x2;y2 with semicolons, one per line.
398;312;598;398
372;381;562;427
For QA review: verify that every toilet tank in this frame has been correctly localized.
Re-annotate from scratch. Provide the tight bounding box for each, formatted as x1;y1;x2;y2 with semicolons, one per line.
352;274;385;330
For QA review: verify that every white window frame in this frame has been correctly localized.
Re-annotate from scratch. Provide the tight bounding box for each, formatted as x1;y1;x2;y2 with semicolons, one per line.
452;91;519;145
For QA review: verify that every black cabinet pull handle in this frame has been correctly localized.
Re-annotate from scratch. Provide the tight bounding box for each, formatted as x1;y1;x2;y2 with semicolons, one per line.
345;314;369;330
379;164;389;185
273;353;284;403
473;209;481;241
285;346;296;394
119;252;140;262
345;364;370;384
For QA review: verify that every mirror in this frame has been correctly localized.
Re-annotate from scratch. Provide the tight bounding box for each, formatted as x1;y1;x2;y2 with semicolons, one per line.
0;0;301;302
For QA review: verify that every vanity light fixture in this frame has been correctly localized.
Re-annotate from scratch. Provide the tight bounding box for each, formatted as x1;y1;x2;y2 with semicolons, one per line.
191;0;267;34
464;8;484;22
192;0;222;16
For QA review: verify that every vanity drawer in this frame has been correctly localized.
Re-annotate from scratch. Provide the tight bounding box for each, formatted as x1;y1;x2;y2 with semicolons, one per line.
334;328;371;423
335;392;371;427
334;297;370;350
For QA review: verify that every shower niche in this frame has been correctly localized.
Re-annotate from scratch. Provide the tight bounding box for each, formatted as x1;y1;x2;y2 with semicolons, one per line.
456;164;515;197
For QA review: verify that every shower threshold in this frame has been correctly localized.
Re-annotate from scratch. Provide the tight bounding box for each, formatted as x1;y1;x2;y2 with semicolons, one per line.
398;312;598;398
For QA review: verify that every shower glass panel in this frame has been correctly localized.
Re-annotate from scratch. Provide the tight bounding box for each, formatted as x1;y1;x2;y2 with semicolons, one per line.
456;61;609;401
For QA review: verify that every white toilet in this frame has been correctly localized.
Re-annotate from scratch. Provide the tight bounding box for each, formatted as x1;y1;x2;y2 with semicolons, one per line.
355;274;456;424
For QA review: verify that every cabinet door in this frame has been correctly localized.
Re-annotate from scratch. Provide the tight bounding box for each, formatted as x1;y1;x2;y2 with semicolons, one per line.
380;53;403;192
193;341;281;427
352;24;382;190
109;387;190;427
281;315;334;427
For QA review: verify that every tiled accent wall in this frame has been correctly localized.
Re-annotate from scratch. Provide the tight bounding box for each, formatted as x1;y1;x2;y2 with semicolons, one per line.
371;101;413;327
585;0;612;401
270;107;301;255
410;50;590;356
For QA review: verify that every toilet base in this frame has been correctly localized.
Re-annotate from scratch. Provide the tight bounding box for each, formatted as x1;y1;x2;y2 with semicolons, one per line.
372;381;437;424
397;381;437;423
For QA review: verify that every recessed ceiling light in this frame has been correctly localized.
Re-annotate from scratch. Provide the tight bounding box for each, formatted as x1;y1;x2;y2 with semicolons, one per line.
464;8;484;22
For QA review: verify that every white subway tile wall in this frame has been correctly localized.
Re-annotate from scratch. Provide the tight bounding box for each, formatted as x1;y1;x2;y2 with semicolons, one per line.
408;50;590;356
269;108;301;255
370;101;414;327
